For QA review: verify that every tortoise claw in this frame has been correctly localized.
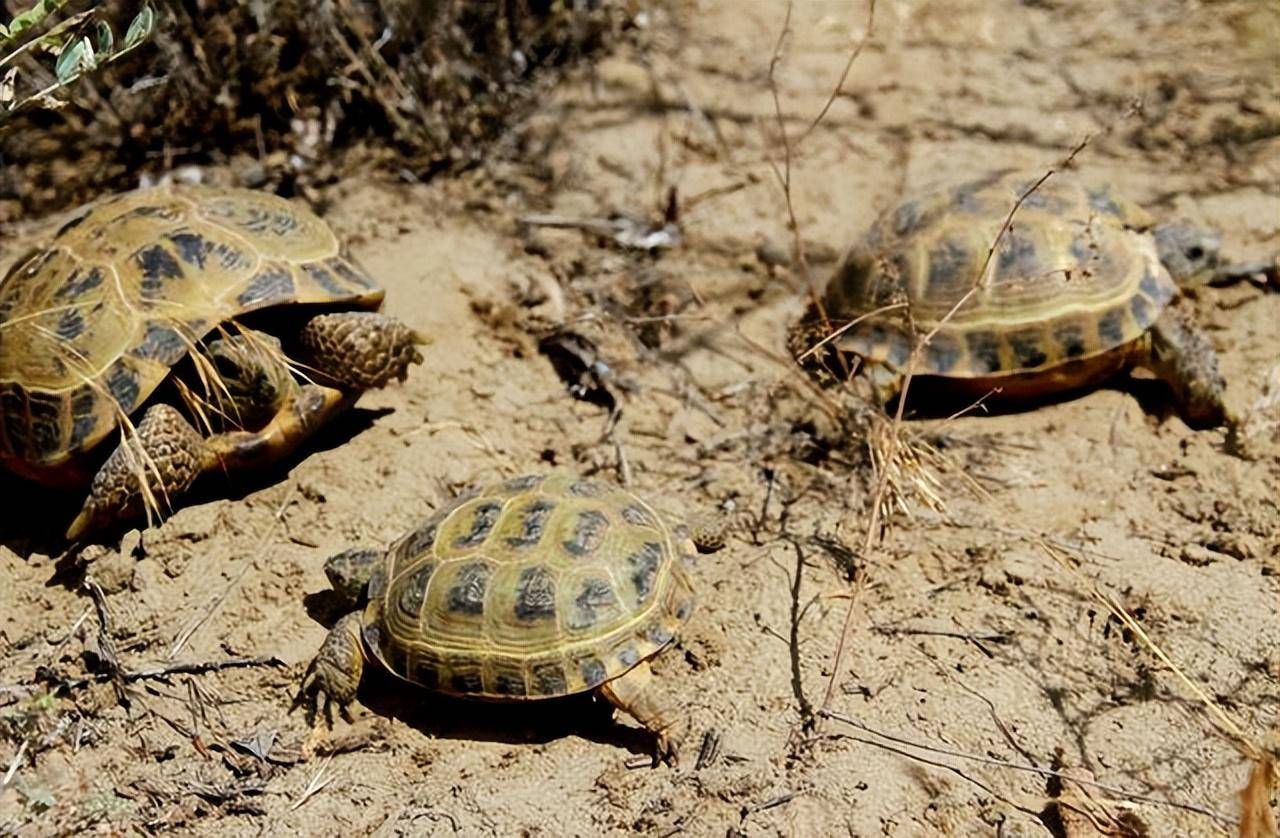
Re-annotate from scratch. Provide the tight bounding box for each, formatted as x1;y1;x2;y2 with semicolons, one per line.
655;731;679;768
296;612;365;728
292;662;324;726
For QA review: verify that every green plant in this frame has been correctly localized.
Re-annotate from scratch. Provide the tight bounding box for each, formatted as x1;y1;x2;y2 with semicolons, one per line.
0;1;153;119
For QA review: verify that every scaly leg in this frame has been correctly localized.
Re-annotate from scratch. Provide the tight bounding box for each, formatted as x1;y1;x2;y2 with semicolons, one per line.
74;385;351;538
598;660;685;766
296;611;366;725
1141;307;1234;429
67;404;215;540
298;311;426;390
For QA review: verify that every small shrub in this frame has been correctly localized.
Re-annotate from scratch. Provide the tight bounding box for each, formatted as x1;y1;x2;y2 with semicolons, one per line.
0;0;627;217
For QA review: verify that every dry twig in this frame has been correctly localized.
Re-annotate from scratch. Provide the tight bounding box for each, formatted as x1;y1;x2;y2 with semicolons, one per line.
821;709;1235;826
289;756;336;811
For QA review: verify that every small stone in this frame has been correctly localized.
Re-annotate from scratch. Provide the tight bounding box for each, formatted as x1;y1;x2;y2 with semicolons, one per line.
1203;534;1254;561
1179;544;1216;567
92;551;135;595
755;236;790;269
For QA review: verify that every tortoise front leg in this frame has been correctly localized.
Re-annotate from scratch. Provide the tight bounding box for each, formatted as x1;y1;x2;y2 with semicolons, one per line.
296;611;366;725
598;660;685;766
67;404;215;540
1140;306;1235;430
298;311;426;390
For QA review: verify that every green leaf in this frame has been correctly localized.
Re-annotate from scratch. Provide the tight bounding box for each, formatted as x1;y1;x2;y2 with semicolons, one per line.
7;0;65;37
0;67;16;109
93;20;113;54
53;36;89;83
123;5;153;49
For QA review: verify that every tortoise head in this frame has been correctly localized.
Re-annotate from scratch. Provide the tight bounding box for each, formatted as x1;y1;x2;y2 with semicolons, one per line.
324;547;382;608
206;332;293;425
1153;222;1221;289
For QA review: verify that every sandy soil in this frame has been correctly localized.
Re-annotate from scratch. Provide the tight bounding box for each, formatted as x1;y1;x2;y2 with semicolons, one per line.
1;1;1278;835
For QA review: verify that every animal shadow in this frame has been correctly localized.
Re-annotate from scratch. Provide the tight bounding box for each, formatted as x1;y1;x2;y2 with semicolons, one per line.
300;592;656;761
0;405;390;561
891;372;1179;423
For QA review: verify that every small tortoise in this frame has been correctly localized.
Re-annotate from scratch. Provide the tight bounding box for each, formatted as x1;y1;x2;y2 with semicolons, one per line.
0;183;424;538
794;169;1233;427
300;473;720;764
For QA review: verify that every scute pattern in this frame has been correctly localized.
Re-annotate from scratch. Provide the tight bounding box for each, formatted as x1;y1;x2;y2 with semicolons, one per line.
0;183;387;467
365;473;694;699
820;170;1179;378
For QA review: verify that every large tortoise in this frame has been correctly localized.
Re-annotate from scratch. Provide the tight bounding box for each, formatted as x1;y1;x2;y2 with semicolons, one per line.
299;472;720;764
793;169;1234;428
0;183;424;539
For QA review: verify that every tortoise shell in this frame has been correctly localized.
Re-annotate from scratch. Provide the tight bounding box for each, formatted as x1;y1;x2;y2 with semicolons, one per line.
820;169;1178;378
0;184;383;478
361;473;697;700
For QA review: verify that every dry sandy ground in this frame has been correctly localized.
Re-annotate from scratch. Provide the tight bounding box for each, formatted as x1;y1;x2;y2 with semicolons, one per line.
1;0;1278;835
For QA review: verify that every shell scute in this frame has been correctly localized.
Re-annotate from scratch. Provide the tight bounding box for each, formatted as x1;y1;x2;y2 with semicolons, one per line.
531;662;569;696
512;564;557;623
53;265;105;300
1008;329;1049;369
444;560;492;616
625;541;664;606
575;654;609;689
561;507;609;558
504;497;556;549
237;266;296;308
567;575;622;632
395;563;433;623
964;330;1004;375
924;333;963;374
1129;294;1155;329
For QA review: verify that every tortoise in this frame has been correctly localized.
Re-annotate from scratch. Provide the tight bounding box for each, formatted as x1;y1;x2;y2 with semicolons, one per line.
298;472;723;764
0;183;425;539
793;169;1234;428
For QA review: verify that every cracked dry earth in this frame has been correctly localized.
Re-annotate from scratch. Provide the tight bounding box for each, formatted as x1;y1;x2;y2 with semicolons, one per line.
1;0;1278;835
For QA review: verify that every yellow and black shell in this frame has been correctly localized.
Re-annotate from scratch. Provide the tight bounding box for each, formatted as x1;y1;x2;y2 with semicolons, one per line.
361;473;697;700
819;169;1178;378
0;184;383;480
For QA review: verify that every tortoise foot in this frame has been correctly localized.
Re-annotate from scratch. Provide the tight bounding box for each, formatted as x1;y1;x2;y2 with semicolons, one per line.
67;403;211;540
599;661;685;767
298;312;426;390
297;612;365;727
1146;306;1230;429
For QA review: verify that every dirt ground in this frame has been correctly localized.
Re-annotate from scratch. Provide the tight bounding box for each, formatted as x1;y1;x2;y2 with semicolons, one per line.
1;0;1278;835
